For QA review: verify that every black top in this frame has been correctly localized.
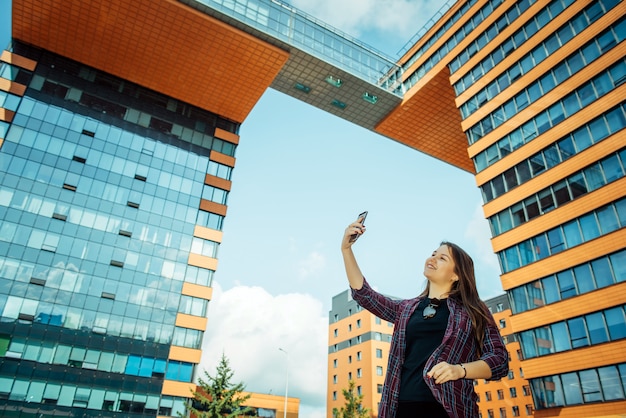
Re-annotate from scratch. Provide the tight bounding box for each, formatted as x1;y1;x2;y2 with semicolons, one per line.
398;297;449;402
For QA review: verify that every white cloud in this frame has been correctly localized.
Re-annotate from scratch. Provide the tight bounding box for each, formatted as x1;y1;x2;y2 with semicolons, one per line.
200;283;329;416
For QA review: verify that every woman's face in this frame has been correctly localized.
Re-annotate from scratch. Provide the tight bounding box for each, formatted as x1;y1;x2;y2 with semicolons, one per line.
423;245;458;287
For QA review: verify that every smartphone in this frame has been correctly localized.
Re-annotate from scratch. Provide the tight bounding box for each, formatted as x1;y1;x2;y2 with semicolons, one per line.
349;211;368;243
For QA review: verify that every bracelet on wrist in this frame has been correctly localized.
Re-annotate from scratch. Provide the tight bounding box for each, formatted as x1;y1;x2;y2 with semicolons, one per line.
459;363;467;379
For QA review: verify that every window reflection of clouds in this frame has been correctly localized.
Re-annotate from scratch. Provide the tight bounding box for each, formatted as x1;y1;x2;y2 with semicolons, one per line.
0;82;218;414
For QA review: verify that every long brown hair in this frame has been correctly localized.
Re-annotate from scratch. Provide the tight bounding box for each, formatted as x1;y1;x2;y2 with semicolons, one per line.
422;241;493;354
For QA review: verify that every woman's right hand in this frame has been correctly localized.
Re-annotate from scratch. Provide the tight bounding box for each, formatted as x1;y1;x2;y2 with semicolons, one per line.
341;217;366;250
341;216;366;290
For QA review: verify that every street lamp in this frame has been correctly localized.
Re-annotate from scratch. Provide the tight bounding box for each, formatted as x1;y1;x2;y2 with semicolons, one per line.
278;348;288;418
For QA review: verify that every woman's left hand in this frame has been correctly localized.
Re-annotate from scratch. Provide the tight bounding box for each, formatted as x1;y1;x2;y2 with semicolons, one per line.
426;362;465;384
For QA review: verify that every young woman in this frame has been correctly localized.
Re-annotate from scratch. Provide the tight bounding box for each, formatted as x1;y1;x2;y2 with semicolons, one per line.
341;216;509;418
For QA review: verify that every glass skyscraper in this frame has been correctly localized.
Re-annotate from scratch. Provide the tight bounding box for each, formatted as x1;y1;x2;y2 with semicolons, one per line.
1;43;237;416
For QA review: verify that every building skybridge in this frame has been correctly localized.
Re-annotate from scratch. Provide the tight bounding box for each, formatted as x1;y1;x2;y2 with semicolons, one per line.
185;0;404;94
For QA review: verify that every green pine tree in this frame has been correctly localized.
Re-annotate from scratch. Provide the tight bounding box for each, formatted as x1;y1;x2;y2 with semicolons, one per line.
332;380;370;418
181;353;254;417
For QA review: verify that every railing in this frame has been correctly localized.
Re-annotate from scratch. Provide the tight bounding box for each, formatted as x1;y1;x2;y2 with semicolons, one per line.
191;0;404;94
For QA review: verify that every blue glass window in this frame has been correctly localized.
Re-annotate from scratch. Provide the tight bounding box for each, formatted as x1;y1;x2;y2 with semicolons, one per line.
604;307;626;340
520;330;537;359
557;270;576;299
586;312;609;344
139;357;155;377
551;322;571;352
504;246;521;271
534;235;549;260
519;240;535;266
610;252;626;283
125;355;141;375
580;369;603;402
592;258;615;288
579;213;600;241
601;154;622;182
599;366;625;400
573;264;595;293
568;317;589;348
614;197;626;225
568;173;587;198
597;205;619;234
542;276;559;304
510;286;528;313
584;163;605;191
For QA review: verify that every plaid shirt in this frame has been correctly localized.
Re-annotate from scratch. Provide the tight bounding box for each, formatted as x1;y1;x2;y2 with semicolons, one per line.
352;278;509;418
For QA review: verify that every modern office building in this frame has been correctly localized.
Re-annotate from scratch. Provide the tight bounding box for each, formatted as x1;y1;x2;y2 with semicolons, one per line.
1;1;251;416
446;1;626;417
475;294;533;418
1;0;625;417
0;42;236;418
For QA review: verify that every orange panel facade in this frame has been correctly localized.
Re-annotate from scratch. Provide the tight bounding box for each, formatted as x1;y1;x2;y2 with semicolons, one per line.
11;0;290;123
375;67;472;172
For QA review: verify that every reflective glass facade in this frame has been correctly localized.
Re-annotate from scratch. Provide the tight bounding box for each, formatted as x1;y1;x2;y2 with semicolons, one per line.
509;249;626;314
453;0;578;96
0;43;235;416
399;0;505;92
481;104;626;208
397;0;479;75
531;363;626;408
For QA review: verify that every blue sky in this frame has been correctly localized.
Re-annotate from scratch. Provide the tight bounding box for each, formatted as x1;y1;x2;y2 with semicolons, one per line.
1;1;504;416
